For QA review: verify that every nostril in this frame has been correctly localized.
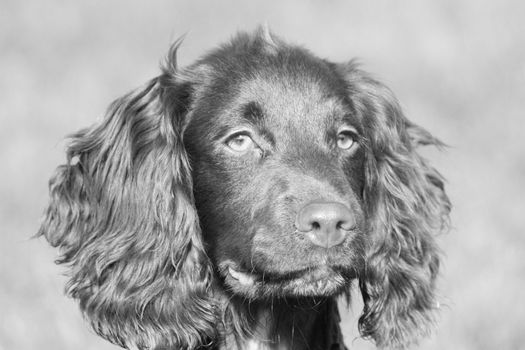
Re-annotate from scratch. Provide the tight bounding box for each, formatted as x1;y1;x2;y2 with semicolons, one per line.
311;221;320;230
337;220;355;231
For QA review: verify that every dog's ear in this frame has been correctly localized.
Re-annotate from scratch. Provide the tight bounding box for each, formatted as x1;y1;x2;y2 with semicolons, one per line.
338;62;450;349
38;45;217;349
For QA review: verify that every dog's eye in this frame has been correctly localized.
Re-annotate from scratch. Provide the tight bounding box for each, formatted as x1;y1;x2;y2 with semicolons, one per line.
336;128;358;150
226;133;256;153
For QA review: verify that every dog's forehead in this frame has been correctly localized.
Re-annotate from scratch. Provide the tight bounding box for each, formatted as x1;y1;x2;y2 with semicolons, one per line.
186;44;359;142
233;72;349;130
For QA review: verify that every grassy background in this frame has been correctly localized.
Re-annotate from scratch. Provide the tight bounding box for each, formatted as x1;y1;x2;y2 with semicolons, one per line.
1;1;524;349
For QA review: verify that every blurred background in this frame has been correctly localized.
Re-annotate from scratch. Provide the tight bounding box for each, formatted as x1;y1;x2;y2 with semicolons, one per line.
1;0;524;349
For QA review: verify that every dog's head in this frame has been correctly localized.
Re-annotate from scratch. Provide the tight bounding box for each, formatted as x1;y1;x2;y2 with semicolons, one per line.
39;29;450;349
185;32;367;300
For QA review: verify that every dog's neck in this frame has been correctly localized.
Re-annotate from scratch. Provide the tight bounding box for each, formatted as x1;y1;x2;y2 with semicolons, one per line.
213;297;346;350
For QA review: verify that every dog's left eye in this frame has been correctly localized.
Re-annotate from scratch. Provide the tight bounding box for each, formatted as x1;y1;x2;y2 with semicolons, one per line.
226;133;256;153
337;128;358;150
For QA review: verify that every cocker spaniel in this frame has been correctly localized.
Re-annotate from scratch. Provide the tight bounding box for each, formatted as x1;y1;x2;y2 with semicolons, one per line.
39;28;450;350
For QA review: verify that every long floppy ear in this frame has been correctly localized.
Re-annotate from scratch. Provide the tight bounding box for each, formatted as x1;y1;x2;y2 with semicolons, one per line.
339;62;451;349
38;47;217;349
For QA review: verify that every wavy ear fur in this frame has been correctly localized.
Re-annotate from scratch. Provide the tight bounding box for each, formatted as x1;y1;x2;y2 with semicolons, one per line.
340;62;451;349
38;47;217;349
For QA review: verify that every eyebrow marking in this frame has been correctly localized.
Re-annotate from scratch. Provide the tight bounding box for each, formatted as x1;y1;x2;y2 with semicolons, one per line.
340;113;363;134
241;101;265;124
240;101;276;147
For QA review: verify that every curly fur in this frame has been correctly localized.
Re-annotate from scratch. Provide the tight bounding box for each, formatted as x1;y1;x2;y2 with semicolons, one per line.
340;65;450;348
39;46;218;349
39;29;450;350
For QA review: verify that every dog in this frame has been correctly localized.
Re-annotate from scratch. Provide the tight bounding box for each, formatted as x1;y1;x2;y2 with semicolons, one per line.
39;28;450;350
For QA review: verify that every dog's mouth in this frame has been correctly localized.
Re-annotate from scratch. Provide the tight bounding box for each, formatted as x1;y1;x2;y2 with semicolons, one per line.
222;262;350;298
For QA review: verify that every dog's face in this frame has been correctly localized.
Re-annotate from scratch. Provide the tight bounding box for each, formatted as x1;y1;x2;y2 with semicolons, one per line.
185;51;366;298
39;30;450;350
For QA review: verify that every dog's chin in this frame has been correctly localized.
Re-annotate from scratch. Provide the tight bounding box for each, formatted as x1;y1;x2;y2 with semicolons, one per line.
221;264;351;299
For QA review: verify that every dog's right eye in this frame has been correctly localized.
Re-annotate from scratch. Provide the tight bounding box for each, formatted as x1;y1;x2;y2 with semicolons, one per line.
225;133;256;153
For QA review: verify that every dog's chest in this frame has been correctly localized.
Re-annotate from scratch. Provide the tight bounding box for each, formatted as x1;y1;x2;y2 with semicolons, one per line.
245;339;287;350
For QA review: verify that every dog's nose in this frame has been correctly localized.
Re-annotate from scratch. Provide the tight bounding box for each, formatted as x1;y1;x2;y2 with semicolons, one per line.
295;201;355;248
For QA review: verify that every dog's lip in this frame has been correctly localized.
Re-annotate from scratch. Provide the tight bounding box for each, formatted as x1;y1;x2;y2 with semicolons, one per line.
226;263;344;286
227;266;259;286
